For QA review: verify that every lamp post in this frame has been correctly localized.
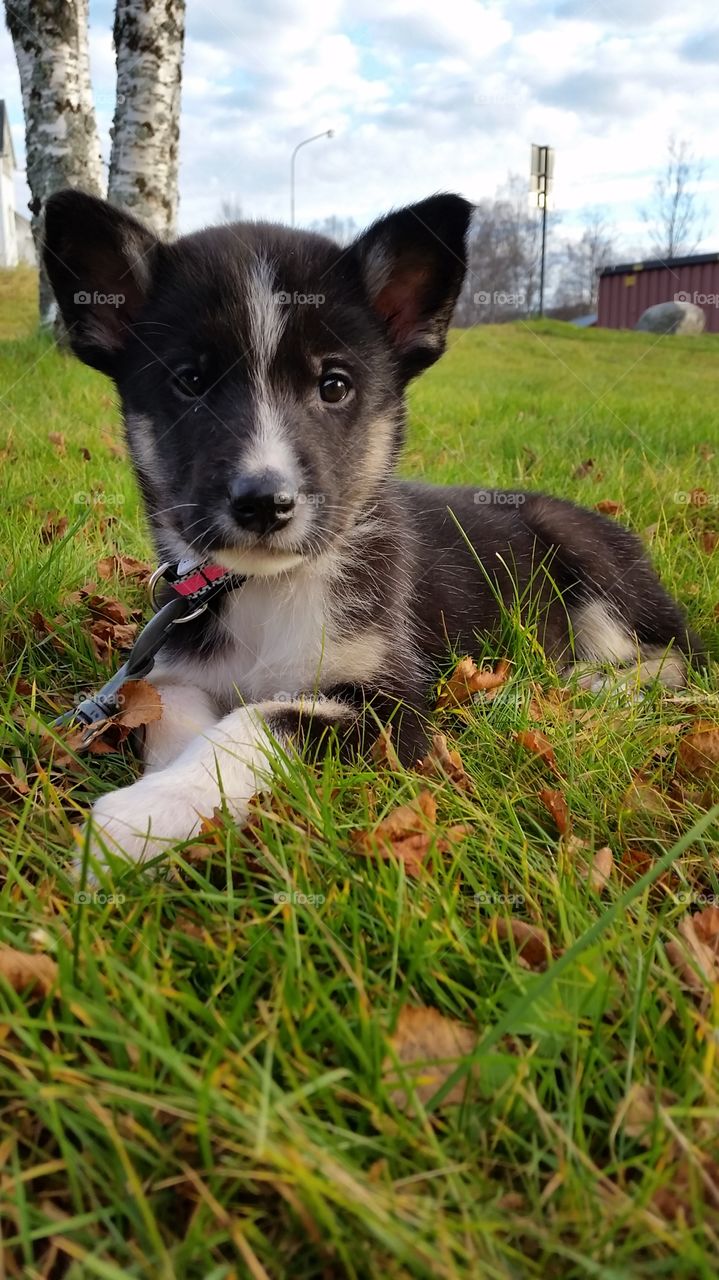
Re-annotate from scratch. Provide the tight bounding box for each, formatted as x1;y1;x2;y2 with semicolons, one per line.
290;130;334;227
530;144;555;317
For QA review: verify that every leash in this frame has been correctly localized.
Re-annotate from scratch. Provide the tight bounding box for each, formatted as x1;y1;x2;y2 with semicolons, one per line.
53;556;245;743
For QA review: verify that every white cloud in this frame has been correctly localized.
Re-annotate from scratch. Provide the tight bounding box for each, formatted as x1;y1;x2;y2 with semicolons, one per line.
0;0;716;257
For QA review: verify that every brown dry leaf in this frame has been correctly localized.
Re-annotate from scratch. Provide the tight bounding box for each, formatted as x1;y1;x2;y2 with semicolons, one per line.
572;458;596;479
417;733;473;792
89;618;138;661
100;430;124;459
515;729;560;775
40;511;69;543
436;656;510;709
0;946;57;998
48;431;66;456
76;591;135;625
622;776;674;819
97;553;152;584
371;727;401;772
615;1081;674;1147
699;443;715;462
595;499;624;517
383;1005;477;1110
691;905;719;957
0;764;30;803
52;679;162;764
79;446;92;461
583;846;614;893
492;916;552;970
116;680;162;730
700;530;718;555
677;722;719;776
352;790;468;877
538;787;569;834
666;913;719;992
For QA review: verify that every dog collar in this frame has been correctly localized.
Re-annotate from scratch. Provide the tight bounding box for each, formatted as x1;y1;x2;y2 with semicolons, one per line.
149;556;246;618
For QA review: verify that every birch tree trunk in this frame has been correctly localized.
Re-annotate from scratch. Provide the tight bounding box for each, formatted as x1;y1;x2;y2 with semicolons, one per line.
4;0;104;327
108;0;186;238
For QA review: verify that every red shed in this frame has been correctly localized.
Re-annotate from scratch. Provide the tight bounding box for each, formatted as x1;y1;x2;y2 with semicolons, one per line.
597;252;719;333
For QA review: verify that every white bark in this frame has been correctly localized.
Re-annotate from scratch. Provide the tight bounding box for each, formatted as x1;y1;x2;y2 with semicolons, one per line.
108;0;185;238
5;0;104;325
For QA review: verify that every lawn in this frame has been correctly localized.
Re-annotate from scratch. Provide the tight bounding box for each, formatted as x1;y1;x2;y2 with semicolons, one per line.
1;264;718;1278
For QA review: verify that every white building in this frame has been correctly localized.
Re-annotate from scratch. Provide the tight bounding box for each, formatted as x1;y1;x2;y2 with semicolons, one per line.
0;100;35;267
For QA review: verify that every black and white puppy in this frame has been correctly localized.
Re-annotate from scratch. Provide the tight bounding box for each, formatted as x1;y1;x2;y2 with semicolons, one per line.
43;191;699;867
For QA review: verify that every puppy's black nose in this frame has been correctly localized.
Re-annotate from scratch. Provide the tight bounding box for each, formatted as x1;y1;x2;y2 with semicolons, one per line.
228;472;296;535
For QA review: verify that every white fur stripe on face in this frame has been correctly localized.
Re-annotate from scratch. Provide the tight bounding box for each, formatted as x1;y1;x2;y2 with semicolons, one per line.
246;255;287;383
242;256;298;482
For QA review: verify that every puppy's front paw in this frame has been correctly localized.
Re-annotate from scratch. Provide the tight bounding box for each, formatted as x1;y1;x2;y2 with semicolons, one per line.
83;771;206;872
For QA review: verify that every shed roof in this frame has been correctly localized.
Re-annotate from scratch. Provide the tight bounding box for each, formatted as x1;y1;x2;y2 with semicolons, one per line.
600;251;719;278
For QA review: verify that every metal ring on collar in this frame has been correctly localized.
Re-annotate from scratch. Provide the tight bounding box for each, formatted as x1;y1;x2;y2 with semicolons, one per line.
148;562;171;612
171;601;209;625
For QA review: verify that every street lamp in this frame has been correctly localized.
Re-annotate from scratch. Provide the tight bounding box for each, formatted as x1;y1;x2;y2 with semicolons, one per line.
290;130;334;227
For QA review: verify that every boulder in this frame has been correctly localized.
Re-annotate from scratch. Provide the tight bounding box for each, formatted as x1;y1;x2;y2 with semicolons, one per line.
635;300;706;335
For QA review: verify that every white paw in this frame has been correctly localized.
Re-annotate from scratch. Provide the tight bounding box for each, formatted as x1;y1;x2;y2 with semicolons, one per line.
82;771;207;872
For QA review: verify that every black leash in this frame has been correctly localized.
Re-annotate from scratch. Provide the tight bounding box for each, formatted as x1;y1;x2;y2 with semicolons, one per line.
53;558;245;743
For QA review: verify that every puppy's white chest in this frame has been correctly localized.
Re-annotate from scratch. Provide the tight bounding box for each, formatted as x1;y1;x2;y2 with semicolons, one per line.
217;575;331;701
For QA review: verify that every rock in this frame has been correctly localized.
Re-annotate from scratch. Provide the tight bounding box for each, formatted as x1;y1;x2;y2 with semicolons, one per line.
635;301;706;335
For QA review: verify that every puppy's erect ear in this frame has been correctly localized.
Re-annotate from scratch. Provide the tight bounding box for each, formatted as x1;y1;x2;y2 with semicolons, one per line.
352;193;473;379
43;190;159;376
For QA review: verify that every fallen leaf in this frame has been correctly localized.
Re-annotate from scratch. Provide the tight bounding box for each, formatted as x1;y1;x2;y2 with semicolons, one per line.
115;680;162;730
700;531;718;554
0;946;57;997
595;499;624;517
515;729;559;775
89;618;138;661
582;846;614;892
436;656;510;709
572;459;595;479
677;722;719;776
538;787;569;834
0;764;30;803
492;917;552;970
96;553;153;584
40;511;69;543
417;733;473;791
622;776;674;819
52;679;162;764
692;905;719;954
100;430;124;459
698;443;715;462
371;727;401;772
383;1005;477;1110
352;791;469;877
48;431;66;456
79;446;91;461
69;589;136;625
615;1082;673;1147
666;913;719;992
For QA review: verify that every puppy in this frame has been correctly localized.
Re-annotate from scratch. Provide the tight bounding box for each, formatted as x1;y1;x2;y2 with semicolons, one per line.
43;190;700;868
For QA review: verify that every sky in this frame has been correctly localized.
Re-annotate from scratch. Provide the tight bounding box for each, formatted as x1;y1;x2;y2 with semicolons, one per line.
1;0;718;257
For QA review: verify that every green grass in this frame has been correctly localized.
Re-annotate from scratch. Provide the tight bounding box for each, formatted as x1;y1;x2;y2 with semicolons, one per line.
1;266;718;1277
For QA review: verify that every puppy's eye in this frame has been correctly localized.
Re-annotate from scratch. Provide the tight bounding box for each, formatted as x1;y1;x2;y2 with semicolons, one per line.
319;370;352;404
171;365;206;399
